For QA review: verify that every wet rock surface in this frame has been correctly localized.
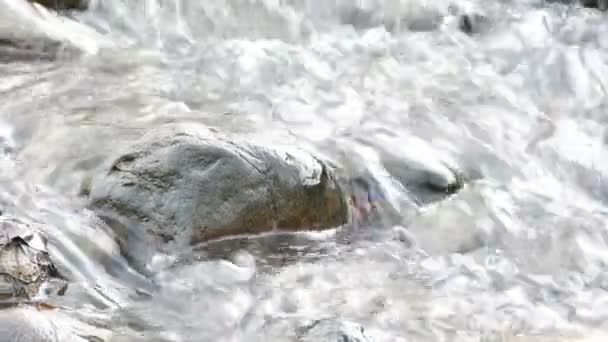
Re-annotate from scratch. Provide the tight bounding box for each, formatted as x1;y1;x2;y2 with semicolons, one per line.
31;0;88;10
0;36;70;62
89;124;348;258
580;0;608;10
546;0;608;10
334;136;467;217
297;319;370;342
0;215;113;341
458;13;491;35
0;217;62;304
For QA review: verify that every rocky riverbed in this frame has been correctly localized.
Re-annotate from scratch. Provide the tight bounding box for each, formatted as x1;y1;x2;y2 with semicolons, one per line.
2;0;608;341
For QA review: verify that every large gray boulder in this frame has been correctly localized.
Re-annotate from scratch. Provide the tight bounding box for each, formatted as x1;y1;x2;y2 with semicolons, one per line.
88;125;348;251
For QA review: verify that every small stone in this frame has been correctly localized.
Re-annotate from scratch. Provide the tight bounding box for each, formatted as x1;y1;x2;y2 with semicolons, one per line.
297;319;370;342
458;13;489;35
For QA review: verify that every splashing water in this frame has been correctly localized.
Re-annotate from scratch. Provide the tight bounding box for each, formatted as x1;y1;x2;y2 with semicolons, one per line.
1;0;608;341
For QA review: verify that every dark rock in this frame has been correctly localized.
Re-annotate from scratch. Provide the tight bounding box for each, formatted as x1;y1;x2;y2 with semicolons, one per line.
30;0;88;10
89;125;348;254
297;319;370;342
548;0;608;10
581;0;608;10
0;37;68;63
458;13;490;35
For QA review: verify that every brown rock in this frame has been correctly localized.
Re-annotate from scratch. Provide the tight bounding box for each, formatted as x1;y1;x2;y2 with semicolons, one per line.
88;125;348;263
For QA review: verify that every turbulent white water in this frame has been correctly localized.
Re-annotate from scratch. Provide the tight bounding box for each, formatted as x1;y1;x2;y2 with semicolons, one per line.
2;0;608;341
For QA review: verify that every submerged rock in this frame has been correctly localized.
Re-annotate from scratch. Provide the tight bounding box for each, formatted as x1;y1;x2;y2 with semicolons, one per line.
339;136;466;209
297;319;370;342
89;124;348;252
0;36;70;62
0;306;112;342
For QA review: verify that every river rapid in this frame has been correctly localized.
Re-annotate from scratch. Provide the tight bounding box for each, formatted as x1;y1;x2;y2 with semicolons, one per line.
1;0;608;341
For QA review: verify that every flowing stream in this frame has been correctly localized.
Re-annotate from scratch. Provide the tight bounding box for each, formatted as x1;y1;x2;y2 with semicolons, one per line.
2;0;608;341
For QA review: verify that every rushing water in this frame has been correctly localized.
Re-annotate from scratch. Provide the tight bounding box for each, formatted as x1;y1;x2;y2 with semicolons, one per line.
2;0;608;341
